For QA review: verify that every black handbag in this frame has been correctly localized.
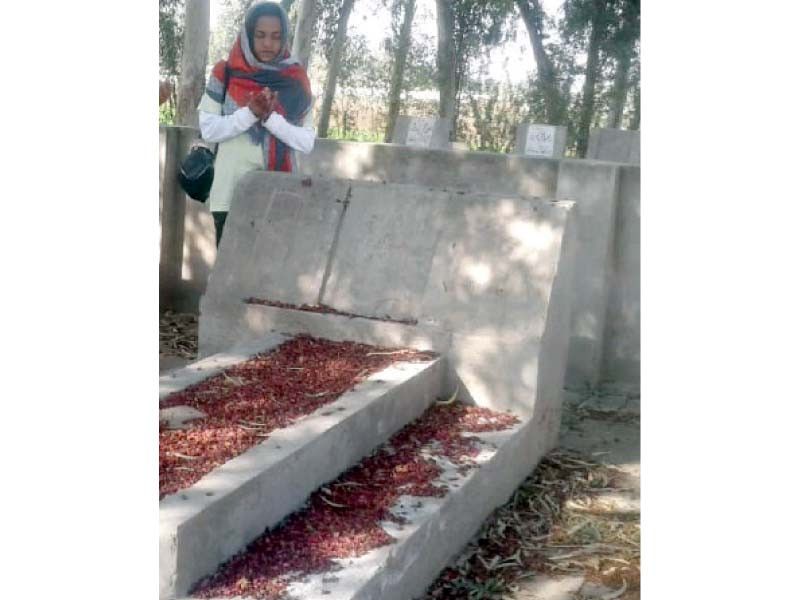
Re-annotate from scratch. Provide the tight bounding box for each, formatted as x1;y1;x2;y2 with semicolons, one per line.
178;65;230;202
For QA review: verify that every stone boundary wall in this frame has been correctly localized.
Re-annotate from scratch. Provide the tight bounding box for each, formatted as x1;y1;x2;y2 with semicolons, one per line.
159;126;217;314
159;133;640;386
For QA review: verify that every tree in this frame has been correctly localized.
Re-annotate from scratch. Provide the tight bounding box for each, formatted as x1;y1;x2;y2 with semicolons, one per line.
563;0;616;157
464;58;534;152
292;0;319;68
383;0;417;142
208;0;254;65
160;0;185;80
435;0;457;126
515;0;564;124
435;0;516;139
605;0;639;128
329;32;388;137
628;49;640;130
175;0;211;128
317;0;358;137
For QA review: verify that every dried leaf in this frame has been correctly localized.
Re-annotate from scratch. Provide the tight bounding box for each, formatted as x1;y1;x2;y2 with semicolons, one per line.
600;580;627;600
167;452;199;460
319;495;347;508
222;373;248;386
437;387;459;405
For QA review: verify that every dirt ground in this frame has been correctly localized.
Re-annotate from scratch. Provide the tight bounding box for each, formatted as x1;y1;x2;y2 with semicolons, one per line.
159;313;640;600
504;388;640;600
159;311;198;373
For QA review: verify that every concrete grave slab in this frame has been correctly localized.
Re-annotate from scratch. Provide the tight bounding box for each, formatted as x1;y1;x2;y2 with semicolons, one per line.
586;128;640;164
320;182;451;322
199;173;578;420
178;408;555;600
160;352;445;599
204;175;350;307
172;170;581;600
159;336;288;402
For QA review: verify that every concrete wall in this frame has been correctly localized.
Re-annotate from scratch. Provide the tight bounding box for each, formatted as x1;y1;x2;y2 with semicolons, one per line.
299;139;561;197
159;131;640;386
159;126;217;313
556;161;620;386
602;165;640;384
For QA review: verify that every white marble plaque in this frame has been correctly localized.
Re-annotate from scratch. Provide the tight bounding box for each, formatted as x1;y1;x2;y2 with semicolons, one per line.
524;125;556;157
406;118;435;147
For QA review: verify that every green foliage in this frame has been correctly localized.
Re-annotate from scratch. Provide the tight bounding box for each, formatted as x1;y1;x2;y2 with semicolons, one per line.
159;0;185;79
190;0;640;149
317;0;349;62
403;34;438;91
328;31;391;135
326;127;384;142
159;101;177;126
450;0;518;98
208;0;255;65
379;0;436;92
461;56;535;153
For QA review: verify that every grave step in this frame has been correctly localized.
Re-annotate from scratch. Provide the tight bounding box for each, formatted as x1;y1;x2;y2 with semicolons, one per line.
178;402;546;600
160;339;445;600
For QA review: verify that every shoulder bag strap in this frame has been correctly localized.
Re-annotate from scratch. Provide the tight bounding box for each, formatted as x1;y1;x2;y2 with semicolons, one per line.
213;63;231;158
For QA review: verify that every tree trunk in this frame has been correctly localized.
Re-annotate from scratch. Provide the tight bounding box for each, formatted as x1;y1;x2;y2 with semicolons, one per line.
575;8;604;158
606;0;638;128
317;0;357;138
516;0;562;124
281;0;296;14
175;0;211;128
606;50;631;128
435;0;457;126
291;0;318;69
630;82;640;130
384;0;416;142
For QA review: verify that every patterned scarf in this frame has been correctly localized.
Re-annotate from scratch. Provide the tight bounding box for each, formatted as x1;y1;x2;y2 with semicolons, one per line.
204;4;312;172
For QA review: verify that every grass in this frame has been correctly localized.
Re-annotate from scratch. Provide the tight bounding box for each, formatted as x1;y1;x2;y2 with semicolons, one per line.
324;127;385;143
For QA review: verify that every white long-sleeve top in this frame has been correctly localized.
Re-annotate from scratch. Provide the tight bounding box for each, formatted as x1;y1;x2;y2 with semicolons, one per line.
196;93;316;212
198;107;315;154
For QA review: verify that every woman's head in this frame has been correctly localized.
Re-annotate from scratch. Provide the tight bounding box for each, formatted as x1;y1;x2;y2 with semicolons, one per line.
245;2;290;64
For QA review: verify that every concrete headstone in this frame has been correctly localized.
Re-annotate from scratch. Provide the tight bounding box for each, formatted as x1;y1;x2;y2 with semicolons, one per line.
515;124;567;158
391;115;452;150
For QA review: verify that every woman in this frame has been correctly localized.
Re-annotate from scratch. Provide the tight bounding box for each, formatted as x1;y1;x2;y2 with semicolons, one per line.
198;2;315;246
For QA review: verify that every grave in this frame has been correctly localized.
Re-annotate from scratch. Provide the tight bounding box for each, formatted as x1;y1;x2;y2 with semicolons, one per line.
586;127;640;164
390;115;452;150
514;123;567;158
160;336;445;599
160;171;579;599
